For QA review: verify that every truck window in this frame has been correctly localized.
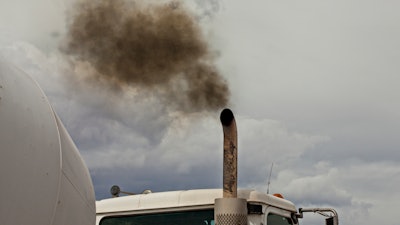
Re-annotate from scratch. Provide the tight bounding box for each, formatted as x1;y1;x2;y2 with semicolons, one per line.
100;209;214;225
267;213;292;225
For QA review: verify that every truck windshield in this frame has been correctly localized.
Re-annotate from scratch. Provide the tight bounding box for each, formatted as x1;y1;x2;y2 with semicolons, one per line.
267;213;292;225
100;209;214;225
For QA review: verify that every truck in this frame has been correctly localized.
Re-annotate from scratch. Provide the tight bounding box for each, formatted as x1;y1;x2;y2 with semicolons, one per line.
97;189;338;225
95;109;339;225
0;58;338;225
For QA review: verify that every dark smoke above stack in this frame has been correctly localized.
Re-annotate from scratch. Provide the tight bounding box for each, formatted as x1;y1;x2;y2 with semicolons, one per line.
62;0;230;112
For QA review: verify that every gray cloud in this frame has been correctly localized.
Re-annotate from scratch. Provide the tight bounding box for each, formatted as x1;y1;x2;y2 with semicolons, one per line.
193;0;221;19
2;1;400;225
0;0;66;52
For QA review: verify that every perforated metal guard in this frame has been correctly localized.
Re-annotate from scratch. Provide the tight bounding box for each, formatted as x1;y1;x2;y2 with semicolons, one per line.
216;213;247;225
215;198;248;225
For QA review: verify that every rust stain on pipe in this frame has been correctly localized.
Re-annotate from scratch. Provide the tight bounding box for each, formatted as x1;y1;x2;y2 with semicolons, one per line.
220;108;237;198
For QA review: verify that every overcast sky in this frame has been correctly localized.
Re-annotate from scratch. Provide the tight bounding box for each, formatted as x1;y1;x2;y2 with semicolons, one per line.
1;1;400;225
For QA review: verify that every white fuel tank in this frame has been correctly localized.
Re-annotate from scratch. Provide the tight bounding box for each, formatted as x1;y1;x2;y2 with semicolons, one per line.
0;58;95;225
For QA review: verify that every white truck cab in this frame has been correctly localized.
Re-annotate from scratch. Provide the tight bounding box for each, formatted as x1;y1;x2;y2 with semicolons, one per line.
95;108;339;225
96;189;297;225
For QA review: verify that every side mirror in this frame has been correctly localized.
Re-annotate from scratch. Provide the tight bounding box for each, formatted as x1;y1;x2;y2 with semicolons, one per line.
298;208;338;225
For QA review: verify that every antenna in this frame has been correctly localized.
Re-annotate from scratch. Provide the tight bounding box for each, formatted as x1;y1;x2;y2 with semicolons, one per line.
267;163;274;194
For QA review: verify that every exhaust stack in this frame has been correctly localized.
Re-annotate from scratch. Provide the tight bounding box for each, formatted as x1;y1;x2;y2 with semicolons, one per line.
220;108;238;198
215;108;247;225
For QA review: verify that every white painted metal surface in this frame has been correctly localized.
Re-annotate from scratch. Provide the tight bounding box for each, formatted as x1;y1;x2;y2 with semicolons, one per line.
0;58;95;225
96;189;297;215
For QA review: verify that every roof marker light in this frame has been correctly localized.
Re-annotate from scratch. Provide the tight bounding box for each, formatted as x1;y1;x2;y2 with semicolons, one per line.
273;193;284;199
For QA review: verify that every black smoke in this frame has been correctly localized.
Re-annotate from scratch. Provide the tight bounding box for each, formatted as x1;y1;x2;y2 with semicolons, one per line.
62;0;229;112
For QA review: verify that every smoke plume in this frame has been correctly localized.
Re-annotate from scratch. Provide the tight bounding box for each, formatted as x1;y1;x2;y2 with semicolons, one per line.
63;0;229;112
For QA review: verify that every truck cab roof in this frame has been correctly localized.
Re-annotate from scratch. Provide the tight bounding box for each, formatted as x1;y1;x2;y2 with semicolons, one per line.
96;189;297;215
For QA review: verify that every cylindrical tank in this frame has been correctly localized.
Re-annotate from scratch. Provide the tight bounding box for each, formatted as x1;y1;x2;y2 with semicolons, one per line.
0;58;95;225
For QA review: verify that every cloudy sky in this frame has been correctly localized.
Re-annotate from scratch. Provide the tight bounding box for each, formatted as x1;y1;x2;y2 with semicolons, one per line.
1;0;400;225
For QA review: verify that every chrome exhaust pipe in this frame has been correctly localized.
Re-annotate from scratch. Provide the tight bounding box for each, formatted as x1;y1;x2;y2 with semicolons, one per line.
215;108;247;225
220;108;238;198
